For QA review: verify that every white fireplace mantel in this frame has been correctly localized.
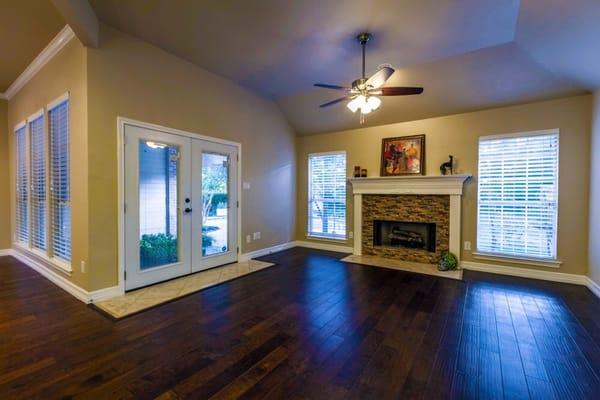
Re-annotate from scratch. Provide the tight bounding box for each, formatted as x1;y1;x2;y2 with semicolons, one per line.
348;174;471;260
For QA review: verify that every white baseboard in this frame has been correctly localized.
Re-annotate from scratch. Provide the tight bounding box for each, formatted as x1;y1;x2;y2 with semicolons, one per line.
586;277;600;299
239;241;296;262
0;248;12;256
88;286;122;303
461;260;588;285
7;248;121;304
10;249;91;303
239;240;353;262
293;240;354;253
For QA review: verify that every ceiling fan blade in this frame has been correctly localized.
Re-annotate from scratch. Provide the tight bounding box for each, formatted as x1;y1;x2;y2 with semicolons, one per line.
314;83;350;91
379;87;424;96
365;66;395;89
319;97;350;108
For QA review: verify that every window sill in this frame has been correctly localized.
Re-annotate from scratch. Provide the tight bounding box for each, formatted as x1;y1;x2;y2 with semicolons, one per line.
473;251;562;269
306;234;348;243
13;242;73;274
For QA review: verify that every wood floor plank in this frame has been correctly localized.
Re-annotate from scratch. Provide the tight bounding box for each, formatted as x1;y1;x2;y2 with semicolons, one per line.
2;250;600;399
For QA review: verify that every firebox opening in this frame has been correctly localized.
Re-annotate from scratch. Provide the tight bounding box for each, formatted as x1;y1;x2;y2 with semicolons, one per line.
373;220;436;252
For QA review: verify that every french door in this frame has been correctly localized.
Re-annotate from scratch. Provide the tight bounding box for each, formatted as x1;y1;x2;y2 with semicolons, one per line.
124;124;238;290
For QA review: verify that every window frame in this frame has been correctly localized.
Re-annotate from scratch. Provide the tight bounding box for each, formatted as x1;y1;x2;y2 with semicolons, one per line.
307;150;347;241
47;93;71;267
27;109;48;254
12;93;72;273
14;121;29;246
475;129;561;266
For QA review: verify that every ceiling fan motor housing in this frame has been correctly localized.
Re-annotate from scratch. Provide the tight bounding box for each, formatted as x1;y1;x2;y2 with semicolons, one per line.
357;32;372;45
352;78;368;90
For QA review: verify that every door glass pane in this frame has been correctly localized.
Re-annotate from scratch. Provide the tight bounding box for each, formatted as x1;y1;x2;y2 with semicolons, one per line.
139;141;179;269
202;152;229;256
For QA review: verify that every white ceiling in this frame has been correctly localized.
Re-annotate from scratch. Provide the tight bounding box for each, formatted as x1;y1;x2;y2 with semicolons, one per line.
89;0;597;134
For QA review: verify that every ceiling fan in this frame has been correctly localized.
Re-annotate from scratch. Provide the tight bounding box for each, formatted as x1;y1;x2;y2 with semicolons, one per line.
315;32;423;123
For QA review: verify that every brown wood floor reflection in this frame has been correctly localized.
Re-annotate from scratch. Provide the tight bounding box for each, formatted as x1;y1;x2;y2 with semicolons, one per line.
1;248;600;399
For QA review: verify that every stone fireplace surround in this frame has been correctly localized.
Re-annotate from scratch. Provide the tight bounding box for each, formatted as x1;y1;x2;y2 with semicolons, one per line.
363;194;449;263
348;175;471;263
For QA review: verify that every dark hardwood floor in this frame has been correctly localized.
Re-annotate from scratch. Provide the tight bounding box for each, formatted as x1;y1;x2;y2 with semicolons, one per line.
2;248;600;399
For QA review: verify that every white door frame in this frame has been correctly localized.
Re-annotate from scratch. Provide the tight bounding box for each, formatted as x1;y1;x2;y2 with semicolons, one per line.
117;117;242;295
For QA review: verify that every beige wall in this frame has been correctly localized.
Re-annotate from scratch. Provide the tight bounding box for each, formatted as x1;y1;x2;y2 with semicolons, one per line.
589;91;600;284
0;100;9;249
297;95;591;276
7;38;90;289
4;23;593;292
85;25;296;290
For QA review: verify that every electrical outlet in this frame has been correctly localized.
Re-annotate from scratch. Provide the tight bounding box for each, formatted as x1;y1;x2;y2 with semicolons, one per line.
246;235;252;243
348;231;354;239
253;232;261;240
243;182;251;190
464;241;471;251
80;261;86;273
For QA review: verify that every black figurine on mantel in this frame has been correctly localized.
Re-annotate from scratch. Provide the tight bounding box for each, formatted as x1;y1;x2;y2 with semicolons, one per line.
440;155;454;175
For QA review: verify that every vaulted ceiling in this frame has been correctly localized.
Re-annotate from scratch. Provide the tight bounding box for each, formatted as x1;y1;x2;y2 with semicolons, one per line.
0;1;64;93
3;1;600;134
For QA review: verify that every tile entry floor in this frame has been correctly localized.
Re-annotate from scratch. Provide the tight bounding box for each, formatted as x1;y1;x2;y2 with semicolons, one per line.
95;259;274;318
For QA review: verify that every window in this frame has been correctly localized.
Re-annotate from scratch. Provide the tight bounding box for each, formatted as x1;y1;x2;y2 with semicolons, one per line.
15;124;28;244
308;152;347;239
29;114;46;251
12;95;71;268
477;131;559;260
48;99;71;262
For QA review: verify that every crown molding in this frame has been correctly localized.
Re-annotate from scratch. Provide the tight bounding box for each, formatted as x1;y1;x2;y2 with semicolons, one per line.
4;25;75;100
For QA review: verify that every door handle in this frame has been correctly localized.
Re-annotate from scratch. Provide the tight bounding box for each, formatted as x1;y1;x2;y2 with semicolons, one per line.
184;207;192;214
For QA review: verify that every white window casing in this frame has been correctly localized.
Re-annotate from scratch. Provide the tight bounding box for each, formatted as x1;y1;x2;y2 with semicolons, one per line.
477;130;559;262
29;113;47;251
48;98;71;263
15;123;29;244
12;94;72;272
308;151;347;240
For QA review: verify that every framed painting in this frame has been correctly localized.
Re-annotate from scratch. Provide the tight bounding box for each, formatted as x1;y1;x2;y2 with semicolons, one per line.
380;134;425;176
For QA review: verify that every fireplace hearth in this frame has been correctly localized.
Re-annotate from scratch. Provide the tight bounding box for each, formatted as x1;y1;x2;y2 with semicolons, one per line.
373;220;436;252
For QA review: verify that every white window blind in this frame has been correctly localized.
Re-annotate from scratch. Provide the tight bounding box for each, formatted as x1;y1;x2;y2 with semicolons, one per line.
15;125;29;244
477;131;559;260
29;115;47;251
49;100;71;262
308;152;347;239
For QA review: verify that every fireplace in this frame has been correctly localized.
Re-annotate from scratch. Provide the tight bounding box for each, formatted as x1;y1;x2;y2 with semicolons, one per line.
373;220;436;252
359;194;450;264
349;175;470;264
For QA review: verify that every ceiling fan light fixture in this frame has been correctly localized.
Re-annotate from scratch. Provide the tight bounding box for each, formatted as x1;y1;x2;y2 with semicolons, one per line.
347;95;381;114
347;95;365;113
367;95;381;111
